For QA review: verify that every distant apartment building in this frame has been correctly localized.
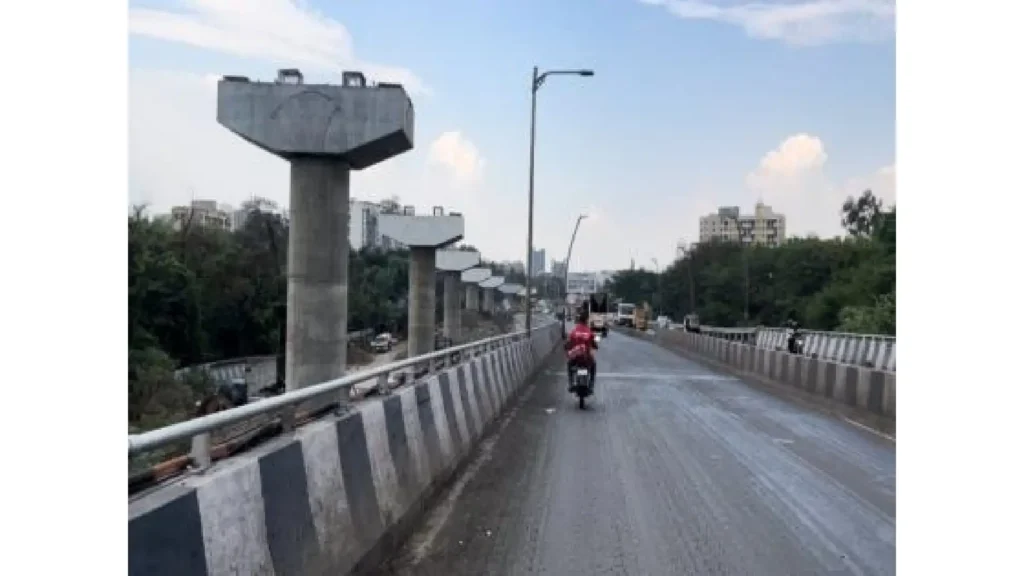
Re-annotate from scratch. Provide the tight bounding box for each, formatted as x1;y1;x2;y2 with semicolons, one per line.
167;196;413;250
497;260;526;275
551;259;567;279
567;271;613;295
699;202;786;247
676;239;698;259
349;199;380;251
170;200;231;231
351;198;409;251
530;249;546;276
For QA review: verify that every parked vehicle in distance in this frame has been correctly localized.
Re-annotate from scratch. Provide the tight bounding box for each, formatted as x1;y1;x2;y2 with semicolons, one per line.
588;292;611;337
616;302;636;327
371;333;394;353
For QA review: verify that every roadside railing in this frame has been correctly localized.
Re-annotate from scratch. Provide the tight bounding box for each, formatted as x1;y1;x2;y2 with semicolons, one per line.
686;324;895;372
755;327;895;372
172;329;376;389
128;323;554;482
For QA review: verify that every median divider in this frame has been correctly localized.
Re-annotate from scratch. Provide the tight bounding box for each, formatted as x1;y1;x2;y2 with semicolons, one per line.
129;322;561;576
627;327;895;425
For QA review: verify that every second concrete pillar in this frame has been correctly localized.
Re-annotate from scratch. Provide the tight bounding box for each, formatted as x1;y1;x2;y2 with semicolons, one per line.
442;272;460;341
409;247;437;357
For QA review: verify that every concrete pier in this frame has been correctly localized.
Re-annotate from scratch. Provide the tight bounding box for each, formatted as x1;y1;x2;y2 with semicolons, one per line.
285;158;350;389
460;267;491;314
483;288;494;313
380;210;464;357
409;247;437;358
217;69;413;392
479;275;504;314
436;250;481;342
499;283;523;314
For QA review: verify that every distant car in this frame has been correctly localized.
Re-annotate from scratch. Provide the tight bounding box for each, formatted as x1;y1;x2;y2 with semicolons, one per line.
371;333;393;353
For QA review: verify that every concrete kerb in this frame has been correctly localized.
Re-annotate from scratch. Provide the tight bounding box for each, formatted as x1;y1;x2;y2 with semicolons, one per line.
617;327;895;438
128;323;562;576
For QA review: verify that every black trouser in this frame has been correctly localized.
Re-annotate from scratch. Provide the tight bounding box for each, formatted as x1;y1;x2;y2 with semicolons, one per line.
567;357;596;388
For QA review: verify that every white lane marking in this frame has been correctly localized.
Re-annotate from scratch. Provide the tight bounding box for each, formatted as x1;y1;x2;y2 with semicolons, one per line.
543;370;736;381
841;416;896;443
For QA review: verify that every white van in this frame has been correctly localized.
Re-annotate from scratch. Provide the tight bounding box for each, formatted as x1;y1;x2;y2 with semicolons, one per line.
616;302;636;327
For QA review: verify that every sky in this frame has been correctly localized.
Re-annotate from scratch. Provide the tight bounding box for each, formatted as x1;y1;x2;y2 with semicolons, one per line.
128;0;895;272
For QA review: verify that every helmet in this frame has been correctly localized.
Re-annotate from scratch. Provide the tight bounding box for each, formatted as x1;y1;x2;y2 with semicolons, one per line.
576;307;589;324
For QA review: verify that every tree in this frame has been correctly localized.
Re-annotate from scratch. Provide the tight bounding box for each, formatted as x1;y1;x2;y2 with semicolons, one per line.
128;206;417;429
630;196;895;333
842;189;884;238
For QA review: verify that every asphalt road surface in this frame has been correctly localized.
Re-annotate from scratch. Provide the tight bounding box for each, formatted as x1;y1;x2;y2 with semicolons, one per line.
380;332;895;576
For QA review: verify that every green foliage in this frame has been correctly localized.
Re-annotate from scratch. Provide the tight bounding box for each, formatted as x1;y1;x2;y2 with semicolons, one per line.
128;203;415;426
607;190;896;334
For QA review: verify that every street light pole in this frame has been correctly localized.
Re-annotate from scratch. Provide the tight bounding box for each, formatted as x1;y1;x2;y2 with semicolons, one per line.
651;257;659;317
525;66;539;333
524;66;594;334
564;214;587;295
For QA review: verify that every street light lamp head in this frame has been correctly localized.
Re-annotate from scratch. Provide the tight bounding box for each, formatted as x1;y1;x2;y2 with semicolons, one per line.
578;70;595;77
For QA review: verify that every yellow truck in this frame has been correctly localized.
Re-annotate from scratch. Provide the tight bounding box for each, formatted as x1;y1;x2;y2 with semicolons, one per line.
634;302;652;331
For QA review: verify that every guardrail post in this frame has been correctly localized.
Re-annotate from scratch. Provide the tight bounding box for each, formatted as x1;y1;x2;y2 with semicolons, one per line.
377;371;391;395
191;432;212;471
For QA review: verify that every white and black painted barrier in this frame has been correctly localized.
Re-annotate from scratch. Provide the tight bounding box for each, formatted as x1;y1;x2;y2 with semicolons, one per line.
636;328;895;421
129;322;561;576
755;328;895;372
696;326;895;372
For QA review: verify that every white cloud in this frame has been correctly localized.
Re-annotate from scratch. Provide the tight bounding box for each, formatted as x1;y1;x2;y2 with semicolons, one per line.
129;68;290;214
428;131;485;186
744;133;895;237
637;0;895;45
130;68;513;255
129;0;427;93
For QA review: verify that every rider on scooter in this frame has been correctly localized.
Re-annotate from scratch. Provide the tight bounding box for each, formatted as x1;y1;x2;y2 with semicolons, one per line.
565;308;599;391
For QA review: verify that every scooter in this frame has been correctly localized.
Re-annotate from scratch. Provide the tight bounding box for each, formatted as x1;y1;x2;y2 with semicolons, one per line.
787;329;805;355
570;335;600;409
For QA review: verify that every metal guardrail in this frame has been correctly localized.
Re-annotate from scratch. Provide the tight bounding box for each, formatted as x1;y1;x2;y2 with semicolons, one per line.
172;329;376;385
128;324;553;468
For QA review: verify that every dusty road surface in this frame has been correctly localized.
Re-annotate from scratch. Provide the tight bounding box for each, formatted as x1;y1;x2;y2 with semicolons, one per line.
379;332;895;576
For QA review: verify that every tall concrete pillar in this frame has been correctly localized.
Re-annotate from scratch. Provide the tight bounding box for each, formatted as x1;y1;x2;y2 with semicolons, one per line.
479;275;504;314
286;159;350;389
217;69;414;391
499;283;523;315
466;286;480;311
461;267;491;316
442;273;459;340
437;250;482;342
380;211;465;358
409;247;437;358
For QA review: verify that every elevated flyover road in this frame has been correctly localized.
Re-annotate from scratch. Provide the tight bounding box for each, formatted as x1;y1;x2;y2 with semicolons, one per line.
382;330;895;575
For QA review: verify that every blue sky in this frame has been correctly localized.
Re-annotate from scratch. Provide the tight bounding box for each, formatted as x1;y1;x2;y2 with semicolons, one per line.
128;0;895;271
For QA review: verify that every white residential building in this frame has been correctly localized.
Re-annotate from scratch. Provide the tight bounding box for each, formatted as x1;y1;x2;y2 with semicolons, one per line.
699;201;786;247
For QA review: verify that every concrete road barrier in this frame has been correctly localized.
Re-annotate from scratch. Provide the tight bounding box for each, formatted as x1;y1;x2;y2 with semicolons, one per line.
129;323;561;576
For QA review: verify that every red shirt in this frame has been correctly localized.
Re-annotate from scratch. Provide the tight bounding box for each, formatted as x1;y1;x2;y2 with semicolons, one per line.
565;324;598;362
